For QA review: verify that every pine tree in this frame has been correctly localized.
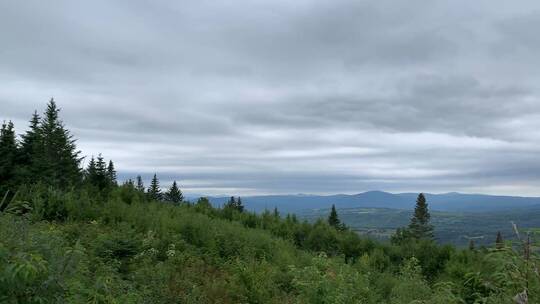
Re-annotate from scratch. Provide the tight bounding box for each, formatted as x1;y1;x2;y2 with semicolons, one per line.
328;204;341;229
147;173;162;201
408;193;433;240
136;175;145;193
165;180;183;204
34;99;82;188
18;111;41;182
0;121;19;193
495;231;504;249
107;160;117;186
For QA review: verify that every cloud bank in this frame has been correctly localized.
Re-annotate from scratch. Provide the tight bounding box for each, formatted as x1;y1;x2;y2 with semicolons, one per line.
2;0;540;195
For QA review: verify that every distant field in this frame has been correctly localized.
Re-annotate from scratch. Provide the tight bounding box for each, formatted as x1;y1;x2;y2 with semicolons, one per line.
298;207;540;247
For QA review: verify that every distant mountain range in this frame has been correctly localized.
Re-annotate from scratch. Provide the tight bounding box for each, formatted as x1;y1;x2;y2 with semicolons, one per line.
190;191;540;213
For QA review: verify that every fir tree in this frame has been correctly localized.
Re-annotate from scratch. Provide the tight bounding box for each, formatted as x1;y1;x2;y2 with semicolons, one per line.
95;154;108;190
408;193;433;240
468;239;475;251
165;180;183;204
18;111;41;181
495;231;504;249
123;178;134;187
85;156;97;185
34;99;82;188
107;160;117;186
273;207;280;218
328;204;341;229
136;175;145;193
225;196;244;212
147;173;162;201
0;121;19;192
236;197;244;212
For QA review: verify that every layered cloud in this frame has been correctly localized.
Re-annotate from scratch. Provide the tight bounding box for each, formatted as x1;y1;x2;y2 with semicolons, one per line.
2;0;540;195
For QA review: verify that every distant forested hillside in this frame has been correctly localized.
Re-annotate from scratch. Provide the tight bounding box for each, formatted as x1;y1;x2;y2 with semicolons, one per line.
300;206;540;247
204;191;540;213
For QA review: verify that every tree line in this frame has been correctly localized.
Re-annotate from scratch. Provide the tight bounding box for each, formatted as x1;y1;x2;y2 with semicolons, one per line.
0;99;184;204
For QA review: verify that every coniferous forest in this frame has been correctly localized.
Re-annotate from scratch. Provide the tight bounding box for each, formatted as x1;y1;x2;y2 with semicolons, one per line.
1;100;538;303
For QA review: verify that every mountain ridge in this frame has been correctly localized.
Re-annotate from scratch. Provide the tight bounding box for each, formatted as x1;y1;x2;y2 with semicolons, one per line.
189;191;540;213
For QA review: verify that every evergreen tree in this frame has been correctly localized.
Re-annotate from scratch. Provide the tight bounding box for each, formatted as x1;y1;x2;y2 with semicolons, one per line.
107;160;117;186
328;204;341;229
165;180;183;204
273;207;280;218
136;175;145;193
408;193;434;240
225;196;244;212
18;111;41;182
468;239;475;251
85;156;97;185
34;99;82;188
147;173;162;201
0;121;19;192
495;231;504;249
95;154;108;190
123;178;134;187
236;197;244;212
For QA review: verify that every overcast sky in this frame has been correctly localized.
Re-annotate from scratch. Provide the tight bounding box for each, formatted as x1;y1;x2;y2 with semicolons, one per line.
2;1;540;196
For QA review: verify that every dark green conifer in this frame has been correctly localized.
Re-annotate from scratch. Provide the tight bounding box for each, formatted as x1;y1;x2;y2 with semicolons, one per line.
225;196;244;212
165;180;183;204
34;99;82;188
273;207;280;218
147;173;162;201
408;193;433;240
107;160;117;186
0;121;19;192
495;231;504;249
136;175;145;193
236;197;244;212
85;156;97;185
95;154;108;190
468;239;475;251
328;204;341;229
18;111;41;181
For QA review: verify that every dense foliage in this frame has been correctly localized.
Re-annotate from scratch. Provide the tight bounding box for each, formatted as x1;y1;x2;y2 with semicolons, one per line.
1;101;539;303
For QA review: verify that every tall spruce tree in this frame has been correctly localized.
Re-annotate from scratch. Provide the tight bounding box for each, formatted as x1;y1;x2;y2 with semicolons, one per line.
18;111;41;182
107;160;117;186
328;204;342;229
408;193;434;240
165;180;183;204
95;154;108;190
0;121;19;193
236;197;244;212
468;239;475;251
147;174;162;201
136;175;145;193
495;231;504;249
34;99;82;188
85;156;97;185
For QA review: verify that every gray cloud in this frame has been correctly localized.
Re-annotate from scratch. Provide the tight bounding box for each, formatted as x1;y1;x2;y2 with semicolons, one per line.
2;0;540;196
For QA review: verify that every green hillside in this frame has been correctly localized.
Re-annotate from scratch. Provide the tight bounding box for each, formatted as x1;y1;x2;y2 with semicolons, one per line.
1;186;539;303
